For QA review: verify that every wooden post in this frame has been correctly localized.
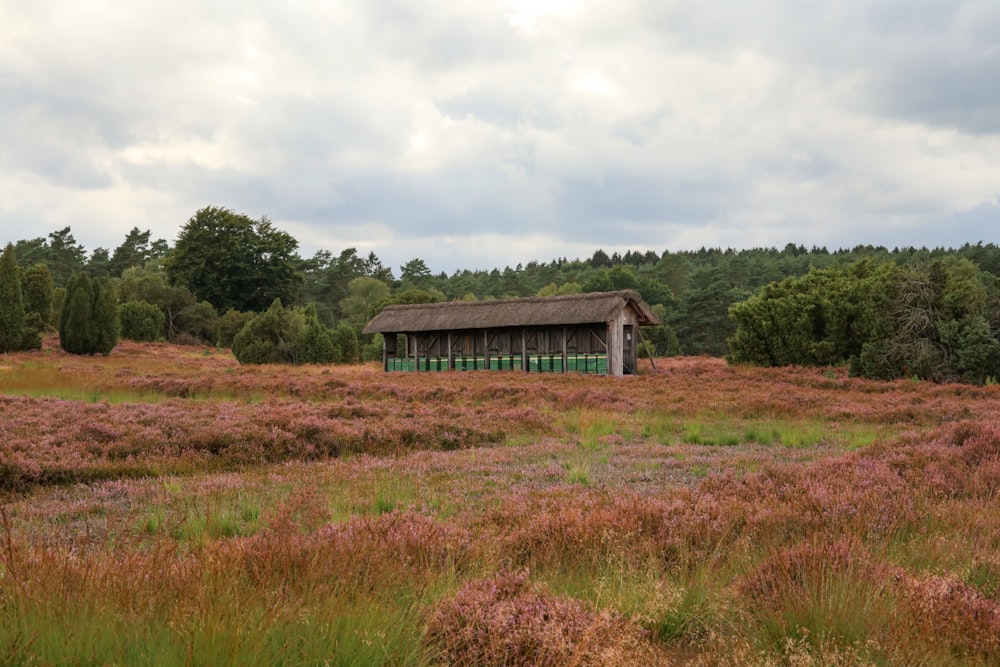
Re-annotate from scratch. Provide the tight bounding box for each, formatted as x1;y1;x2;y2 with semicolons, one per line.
521;329;527;372
561;326;567;373
637;327;657;371
483;330;489;371
447;332;453;371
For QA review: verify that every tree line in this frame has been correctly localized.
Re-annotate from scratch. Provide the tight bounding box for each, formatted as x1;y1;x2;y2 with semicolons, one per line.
3;206;1000;381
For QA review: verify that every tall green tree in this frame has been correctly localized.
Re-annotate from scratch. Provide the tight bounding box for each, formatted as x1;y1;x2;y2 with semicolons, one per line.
45;227;87;287
856;258;999;382
0;244;25;352
400;258;432;290
340;277;391;329
104;227;169;277
304;248;368;317
671;266;749;356
166;207;302;313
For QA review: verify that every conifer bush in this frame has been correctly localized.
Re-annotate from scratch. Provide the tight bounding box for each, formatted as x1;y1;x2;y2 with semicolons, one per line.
92;277;120;354
331;323;359;363
0;243;26;353
119;300;166;342
231;299;305;364
291;316;338;364
22;263;53;327
231;300;349;365
59;274;120;355
216;309;255;348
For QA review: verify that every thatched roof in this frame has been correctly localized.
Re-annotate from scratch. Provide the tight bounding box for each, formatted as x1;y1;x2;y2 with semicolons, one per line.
363;290;661;334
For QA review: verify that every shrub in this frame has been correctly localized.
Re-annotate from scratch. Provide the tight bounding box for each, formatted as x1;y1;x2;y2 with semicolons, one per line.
60;273;95;354
425;570;654;667
332;323;359;364
59;274;120;355
176;301;219;345
216;309;255;348
119;300;165;342
22;263;53;327
92;277;121;355
291;317;337;364
231;299;305;364
19;312;43;351
898;572;1000;658
361;333;384;362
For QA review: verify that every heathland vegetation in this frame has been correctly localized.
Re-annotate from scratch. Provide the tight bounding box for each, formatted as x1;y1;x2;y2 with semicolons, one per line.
2;340;1000;664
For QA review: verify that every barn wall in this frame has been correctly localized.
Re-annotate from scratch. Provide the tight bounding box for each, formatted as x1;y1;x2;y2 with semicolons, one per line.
384;303;650;375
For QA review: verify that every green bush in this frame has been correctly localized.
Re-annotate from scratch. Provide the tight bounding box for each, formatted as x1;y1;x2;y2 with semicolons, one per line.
92;278;120;355
332;324;359;364
19;312;43;351
216;309;255;348
176;301;218;345
231;299;305;365
60;273;95;354
362;333;384;361
119;301;166;342
59;274;120;355
291;318;338;364
22;263;53;328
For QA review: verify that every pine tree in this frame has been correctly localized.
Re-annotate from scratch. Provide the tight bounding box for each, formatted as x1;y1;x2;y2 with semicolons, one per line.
0;244;26;353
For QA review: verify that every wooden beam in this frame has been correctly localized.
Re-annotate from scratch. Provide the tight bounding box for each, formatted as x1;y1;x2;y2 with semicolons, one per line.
637;327;657;371
591;327;607;350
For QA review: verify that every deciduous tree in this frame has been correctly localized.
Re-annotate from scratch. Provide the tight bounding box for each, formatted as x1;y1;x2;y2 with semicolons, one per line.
340;277;391;329
166;207;302;313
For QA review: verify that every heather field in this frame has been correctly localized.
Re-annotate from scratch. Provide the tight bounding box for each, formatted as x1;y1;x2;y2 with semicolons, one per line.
2;341;1000;665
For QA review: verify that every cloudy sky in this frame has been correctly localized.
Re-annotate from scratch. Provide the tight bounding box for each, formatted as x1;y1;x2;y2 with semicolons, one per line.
2;0;998;274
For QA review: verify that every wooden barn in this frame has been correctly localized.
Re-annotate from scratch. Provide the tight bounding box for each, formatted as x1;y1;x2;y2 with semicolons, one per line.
362;290;661;376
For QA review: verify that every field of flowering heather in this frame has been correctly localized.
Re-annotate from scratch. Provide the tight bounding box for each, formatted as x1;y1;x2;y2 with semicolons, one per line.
2;339;1000;665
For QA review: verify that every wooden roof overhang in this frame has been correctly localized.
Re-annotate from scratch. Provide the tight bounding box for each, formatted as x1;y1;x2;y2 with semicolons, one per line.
362;290;661;335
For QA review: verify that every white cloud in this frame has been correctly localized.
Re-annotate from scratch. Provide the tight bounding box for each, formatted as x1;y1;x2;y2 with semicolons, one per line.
1;0;998;273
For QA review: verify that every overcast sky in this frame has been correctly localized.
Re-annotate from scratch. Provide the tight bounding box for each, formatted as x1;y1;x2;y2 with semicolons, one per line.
2;0;998;274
